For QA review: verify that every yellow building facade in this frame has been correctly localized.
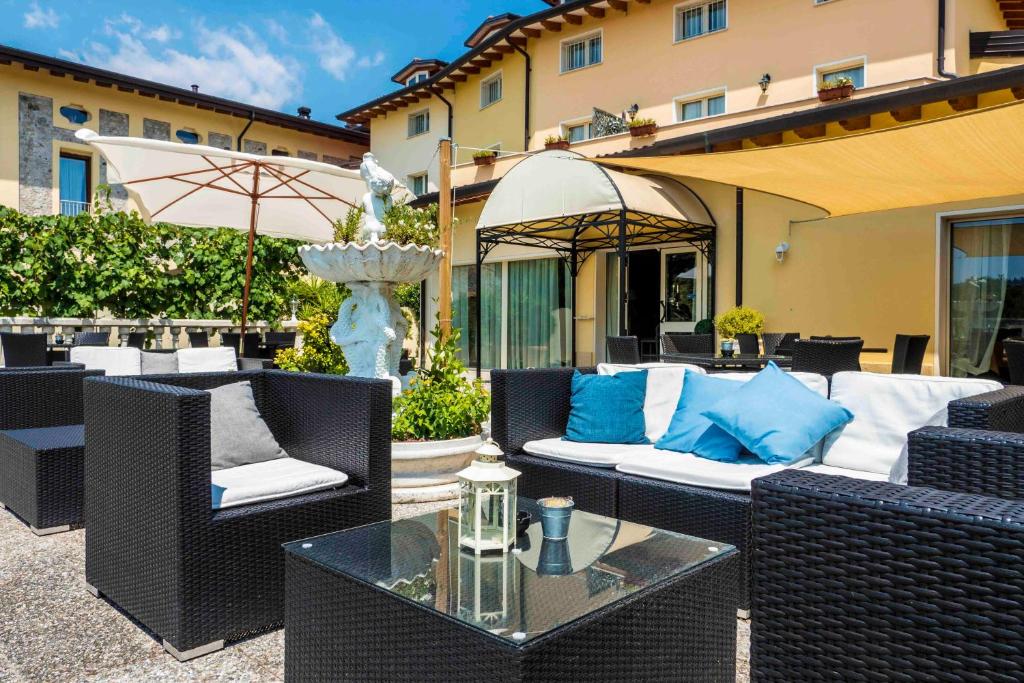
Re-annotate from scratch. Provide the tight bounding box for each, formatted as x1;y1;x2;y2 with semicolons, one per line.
1;45;368;217
343;0;1024;377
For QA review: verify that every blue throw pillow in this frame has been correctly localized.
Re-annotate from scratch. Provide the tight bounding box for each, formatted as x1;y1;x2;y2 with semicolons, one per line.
564;370;649;444
655;371;745;462
702;362;853;465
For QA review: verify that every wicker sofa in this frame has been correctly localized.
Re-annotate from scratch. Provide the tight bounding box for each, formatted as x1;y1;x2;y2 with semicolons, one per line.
83;369;392;660
0;366;103;534
750;418;1024;680
492;366;1024;612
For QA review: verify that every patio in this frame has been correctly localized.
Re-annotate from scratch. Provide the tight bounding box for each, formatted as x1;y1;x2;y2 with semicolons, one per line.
0;504;752;681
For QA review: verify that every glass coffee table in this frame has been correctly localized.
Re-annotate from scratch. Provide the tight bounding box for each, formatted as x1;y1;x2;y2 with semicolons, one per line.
283;498;738;681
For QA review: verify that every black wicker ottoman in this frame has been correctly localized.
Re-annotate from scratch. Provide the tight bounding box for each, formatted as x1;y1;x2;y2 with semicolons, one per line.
0;424;85;534
284;499;739;681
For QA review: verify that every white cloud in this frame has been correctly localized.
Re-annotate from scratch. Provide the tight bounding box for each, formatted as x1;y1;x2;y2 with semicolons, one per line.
265;19;289;44
145;24;178;43
24;2;59;29
357;51;386;68
308;12;355;81
69;19;302;110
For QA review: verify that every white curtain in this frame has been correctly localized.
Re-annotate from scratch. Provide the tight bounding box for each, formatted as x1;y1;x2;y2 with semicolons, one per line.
508;258;571;369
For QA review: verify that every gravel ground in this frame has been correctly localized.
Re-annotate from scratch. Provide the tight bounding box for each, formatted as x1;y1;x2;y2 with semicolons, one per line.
0;501;750;682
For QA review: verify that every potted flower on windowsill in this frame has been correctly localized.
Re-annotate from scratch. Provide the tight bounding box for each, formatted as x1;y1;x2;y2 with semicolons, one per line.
818;75;855;102
713;306;766;357
390;316;492;504
473;150;498;166
544;135;571;151
628;117;658;137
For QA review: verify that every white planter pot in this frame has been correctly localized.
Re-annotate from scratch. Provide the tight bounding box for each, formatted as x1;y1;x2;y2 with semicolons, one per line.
391;434;484;504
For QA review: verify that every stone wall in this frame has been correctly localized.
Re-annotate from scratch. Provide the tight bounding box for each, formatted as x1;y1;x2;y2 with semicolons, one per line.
142;118;170;140
242;139;267;155
208;132;232;150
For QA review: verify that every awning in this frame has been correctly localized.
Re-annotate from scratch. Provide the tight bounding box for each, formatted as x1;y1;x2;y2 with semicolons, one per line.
477;149;715;257
598;98;1024;218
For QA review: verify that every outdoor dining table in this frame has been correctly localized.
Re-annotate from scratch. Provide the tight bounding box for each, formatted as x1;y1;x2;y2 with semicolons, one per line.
660;352;793;372
46;343;72;364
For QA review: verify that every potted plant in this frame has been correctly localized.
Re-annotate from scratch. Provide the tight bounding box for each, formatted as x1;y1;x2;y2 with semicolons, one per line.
544;135;571;151
473;150;498;166
713;306;766;356
390;316;491;504
818;75;855;102
628;117;658;137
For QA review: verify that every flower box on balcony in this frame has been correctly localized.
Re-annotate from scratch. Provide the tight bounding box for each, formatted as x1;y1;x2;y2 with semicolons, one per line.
628;119;659;138
473;152;497;166
544;138;571;151
817;76;856;103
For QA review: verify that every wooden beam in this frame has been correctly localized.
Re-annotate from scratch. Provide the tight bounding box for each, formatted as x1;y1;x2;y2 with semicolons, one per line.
585;6;605;18
794;123;827;139
470;58;492;68
541;20;562;32
520;28;541;38
507;37;528;46
439;81;456;90
1013;86;1024;100
492;45;515;54
564;13;583;25
751;132;783;147
448;74;467;82
712;140;743;152
947;94;978;111
839;115;871;131
460;65;480;75
381;103;399;112
608;0;628;10
889;105;922;122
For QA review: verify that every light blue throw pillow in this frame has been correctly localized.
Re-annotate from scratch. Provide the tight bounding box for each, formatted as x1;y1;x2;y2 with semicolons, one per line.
702;362;853;465
564;370;649;444
655;371;745;462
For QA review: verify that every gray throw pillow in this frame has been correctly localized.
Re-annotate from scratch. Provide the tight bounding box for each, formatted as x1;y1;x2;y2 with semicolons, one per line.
207;381;287;471
141;351;178;375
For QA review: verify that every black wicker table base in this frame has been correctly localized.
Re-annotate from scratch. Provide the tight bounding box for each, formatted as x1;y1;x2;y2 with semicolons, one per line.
0;424;85;535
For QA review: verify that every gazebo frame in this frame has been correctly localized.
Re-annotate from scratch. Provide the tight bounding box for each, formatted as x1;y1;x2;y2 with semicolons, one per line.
474;207;716;373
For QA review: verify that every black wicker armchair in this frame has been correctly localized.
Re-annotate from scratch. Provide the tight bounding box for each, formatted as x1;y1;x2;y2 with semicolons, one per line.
83;369;392;660
74;331;111;346
1006;338;1024;385
1;332;47;367
606;335;641;364
662;332;714;354
187;330;210;348
790;338;863;375
891;333;930;374
0;367;103;533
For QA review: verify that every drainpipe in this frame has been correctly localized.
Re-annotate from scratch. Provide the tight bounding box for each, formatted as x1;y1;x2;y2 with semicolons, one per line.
937;0;957;79
237;111;256;151
510;42;532;151
433;91;454;138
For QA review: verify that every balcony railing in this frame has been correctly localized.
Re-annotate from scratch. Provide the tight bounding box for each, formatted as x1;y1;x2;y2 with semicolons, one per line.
59;200;90;217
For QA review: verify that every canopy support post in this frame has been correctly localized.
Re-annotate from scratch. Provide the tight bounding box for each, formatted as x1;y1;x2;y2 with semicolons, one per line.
617;212;627;336
570;242;578;368
240;163;261;353
735;188;744;307
474;230;483;379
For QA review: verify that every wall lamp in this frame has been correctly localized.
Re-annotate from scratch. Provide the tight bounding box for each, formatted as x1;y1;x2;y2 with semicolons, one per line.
775;241;790;263
626;103;639;121
759;73;772;94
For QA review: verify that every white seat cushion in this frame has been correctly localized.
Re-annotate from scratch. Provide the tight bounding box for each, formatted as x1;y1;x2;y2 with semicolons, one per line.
69;346;141;376
616;448;813;492
822;372;1003;478
210;457;349;510
522;438;654;467
177;347;238;373
800;463;890;482
597;363;707;442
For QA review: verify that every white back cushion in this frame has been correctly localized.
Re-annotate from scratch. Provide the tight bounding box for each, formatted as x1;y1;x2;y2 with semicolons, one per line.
69;346;141;376
597;363;707;442
713;371;829;397
177;347;238;374
822;372;1002;476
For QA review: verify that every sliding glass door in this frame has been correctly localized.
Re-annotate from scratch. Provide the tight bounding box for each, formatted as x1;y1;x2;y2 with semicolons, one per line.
508;258;572;369
949;215;1024;378
452;264;501;369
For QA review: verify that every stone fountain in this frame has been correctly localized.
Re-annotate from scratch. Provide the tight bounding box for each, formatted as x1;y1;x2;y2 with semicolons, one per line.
298;153;443;396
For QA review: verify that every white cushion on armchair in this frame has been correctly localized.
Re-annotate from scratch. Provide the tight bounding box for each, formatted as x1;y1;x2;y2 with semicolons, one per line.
211;457;349;509
69;346;142;376
177;347;238;373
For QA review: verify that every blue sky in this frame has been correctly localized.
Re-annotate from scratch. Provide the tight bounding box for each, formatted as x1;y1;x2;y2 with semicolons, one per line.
1;0;544;124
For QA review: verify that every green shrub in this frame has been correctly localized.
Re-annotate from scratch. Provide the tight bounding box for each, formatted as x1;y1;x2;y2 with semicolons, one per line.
274;313;348;375
383;202;439;247
694;318;715;334
392;317;490;442
332;206;363;243
714;306;766;339
628;117;657;128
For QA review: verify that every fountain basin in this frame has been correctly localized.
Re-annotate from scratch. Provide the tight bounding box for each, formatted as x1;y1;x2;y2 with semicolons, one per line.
391;435;484;504
298;241;443;283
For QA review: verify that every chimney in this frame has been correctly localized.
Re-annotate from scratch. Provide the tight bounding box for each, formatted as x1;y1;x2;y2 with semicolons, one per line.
190;84;199;93
297;106;312;119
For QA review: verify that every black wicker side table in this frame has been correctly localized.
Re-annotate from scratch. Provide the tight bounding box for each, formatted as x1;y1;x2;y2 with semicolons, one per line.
284;498;739;681
0;424;85;534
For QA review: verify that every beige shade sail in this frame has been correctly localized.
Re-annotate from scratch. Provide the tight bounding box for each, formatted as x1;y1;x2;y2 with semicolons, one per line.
597;98;1024;218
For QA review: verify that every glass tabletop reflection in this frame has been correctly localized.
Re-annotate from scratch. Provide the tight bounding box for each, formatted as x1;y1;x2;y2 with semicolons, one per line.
285;498;733;645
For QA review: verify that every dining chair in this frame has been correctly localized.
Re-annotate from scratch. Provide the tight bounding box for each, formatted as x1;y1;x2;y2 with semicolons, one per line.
73;331;110;347
125;332;147;350
606;336;640;364
1005;339;1024;385
736;333;760;355
0;332;47;367
662;333;714;354
791;339;864;376
187;331;210;348
772;333;801;357
891;334;930;374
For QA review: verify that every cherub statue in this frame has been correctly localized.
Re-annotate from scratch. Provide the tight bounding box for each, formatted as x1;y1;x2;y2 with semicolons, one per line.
356;152;396;243
331;282;401;394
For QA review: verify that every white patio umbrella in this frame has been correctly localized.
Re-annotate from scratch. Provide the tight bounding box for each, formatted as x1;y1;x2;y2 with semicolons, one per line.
74;129;384;337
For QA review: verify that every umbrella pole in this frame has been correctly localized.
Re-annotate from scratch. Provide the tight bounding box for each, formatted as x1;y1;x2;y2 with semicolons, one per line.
240;165;260;353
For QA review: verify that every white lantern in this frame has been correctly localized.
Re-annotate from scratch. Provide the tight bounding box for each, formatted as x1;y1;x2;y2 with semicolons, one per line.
457;439;520;554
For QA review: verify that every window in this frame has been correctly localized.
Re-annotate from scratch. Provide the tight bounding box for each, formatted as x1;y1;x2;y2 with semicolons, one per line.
564;121;592;143
406;72;428;86
675;1;727;41
452;264;502;369
58;105;89;125
271;148;290;157
408;110;430;137
561;31;602;73
409;173;428;196
175;129;200;144
677;92;726;121
480;72;503;108
59;153;90;216
819;63;865;89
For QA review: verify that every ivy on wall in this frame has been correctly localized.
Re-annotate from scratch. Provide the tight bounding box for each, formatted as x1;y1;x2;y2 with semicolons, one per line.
0;206;301;322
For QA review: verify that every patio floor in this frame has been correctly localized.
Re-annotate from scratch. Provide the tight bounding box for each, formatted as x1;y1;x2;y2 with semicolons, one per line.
0;500;750;681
